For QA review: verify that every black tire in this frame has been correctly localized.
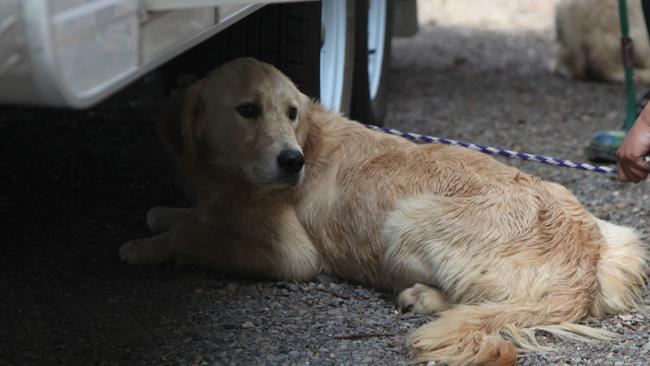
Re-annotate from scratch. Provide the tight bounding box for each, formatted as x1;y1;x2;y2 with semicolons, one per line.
158;3;322;99
350;0;393;126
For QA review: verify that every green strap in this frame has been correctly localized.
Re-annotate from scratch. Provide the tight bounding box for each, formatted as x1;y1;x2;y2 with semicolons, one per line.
619;0;637;131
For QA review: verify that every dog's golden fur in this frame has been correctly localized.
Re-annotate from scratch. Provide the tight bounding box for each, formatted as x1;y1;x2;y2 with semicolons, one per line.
555;0;650;82
121;58;648;365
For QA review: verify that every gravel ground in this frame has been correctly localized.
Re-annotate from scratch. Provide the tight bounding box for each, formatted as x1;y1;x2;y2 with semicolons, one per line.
2;1;650;365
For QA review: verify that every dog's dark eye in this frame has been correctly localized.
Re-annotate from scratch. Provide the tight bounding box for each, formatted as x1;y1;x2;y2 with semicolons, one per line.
288;106;298;121
236;103;261;119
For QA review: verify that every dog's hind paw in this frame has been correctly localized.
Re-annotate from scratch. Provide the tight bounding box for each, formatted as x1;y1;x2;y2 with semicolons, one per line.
398;283;449;315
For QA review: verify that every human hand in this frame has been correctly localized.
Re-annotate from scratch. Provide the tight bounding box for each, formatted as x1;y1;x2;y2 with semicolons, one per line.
616;114;650;182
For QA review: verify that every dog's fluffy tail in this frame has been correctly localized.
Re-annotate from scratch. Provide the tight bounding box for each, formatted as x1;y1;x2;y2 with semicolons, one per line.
410;220;648;366
591;218;648;316
410;302;615;366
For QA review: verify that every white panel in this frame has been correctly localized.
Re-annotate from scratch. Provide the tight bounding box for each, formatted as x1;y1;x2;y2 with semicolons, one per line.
50;0;138;96
144;0;314;11
142;9;216;62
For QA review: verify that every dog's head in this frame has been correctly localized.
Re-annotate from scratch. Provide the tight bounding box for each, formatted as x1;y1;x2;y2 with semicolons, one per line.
161;58;311;187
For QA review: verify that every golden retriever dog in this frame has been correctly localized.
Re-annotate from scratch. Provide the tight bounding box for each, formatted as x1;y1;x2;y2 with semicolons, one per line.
555;0;650;82
121;58;648;365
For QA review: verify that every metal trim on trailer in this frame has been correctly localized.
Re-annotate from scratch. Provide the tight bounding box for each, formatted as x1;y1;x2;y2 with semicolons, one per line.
1;1;314;108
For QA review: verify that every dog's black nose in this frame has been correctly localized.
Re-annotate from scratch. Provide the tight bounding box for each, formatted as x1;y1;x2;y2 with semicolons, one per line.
277;149;305;174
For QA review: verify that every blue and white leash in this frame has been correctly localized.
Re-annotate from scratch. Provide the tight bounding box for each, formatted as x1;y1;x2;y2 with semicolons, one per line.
363;124;621;176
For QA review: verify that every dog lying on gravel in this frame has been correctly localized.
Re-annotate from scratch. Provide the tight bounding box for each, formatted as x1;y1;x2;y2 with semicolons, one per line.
555;0;650;82
121;58;648;365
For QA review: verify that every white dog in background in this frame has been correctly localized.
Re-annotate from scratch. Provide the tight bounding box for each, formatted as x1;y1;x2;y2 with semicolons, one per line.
555;0;650;82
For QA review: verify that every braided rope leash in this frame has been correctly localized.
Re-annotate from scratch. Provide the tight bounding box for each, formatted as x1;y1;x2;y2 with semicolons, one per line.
363;124;619;175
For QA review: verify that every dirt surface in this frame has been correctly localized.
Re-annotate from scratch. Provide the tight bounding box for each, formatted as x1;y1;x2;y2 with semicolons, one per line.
2;1;650;365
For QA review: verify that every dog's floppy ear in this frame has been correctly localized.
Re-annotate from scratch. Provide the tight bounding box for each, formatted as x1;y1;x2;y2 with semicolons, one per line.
159;79;206;162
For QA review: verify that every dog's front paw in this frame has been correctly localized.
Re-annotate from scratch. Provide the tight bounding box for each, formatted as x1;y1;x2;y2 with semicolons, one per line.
398;283;449;315
146;207;193;232
120;233;173;264
146;207;169;232
119;240;147;263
